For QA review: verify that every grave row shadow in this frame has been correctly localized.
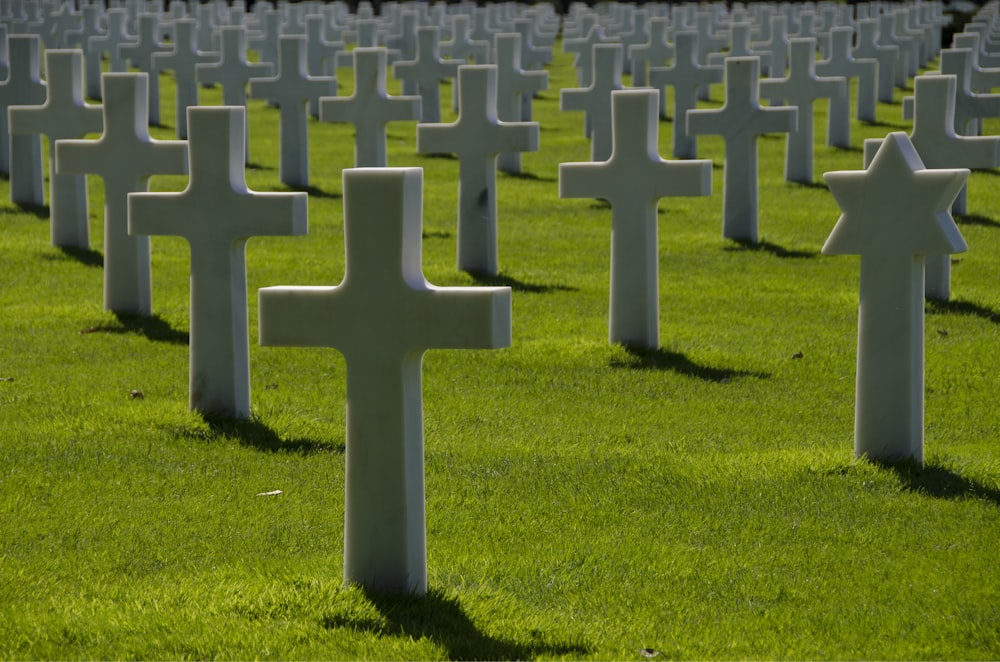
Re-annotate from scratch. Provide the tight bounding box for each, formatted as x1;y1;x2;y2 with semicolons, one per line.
872;459;1000;506
201;413;344;455
322;588;591;661
611;345;771;382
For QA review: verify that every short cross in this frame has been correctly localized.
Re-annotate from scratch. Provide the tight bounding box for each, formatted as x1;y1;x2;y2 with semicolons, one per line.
0;35;46;205
563;24;608;87
440;14;490;64
939;48;1000;136
249;35;336;188
494;32;548;173
648;31;723;159
152;18;218;139
760;38;846;184
560;89;712;349
128;106;308;419
560;43;623;161
864;75;1000;301
392;27;461;124
87;9;135;78
195;25;272;164
823;132;967;465
384;9;419;94
854;19;899;103
9;49;102;248
305;15;345;118
56;73;188;316
817;26;878;131
319;47;421;168
118;13;170;126
628;16;673;88
417;64;538;275
67;4;106;99
247;9;281;71
751;14;789;76
688;57;798;243
258;166;511;595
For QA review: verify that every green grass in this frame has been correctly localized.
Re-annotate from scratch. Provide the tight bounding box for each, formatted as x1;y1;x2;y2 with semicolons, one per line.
0;42;998;660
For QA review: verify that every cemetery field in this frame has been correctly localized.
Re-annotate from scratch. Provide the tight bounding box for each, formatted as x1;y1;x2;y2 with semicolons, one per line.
2;43;1000;660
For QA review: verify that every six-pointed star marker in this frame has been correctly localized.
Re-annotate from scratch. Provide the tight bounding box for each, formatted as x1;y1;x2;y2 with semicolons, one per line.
822;132;968;257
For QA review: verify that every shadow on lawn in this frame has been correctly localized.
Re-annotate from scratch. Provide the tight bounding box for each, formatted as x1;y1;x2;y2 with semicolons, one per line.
468;270;578;294
611;345;770;382
83;312;189;345
55;245;104;267
955;212;1000;228
926;298;1000;324
874;460;1000;506
499;170;557;183
330;589;590;661
724;238;818;259
203;414;343;455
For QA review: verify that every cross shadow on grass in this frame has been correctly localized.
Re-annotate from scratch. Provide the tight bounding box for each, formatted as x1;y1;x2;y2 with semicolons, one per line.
955;212;1000;228
326;589;590;661
83;312;189;344
724;238;818;259
467;270;578;294
786;179;829;191
261;183;341;199
610;345;770;382
926;298;1000;324
44;245;104;267
499;170;557;183
873;459;1000;506
14;202;50;219
202;413;343;455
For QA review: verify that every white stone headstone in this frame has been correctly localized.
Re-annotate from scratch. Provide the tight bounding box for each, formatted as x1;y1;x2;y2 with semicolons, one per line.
305;14;344;117
823;132;968;464
647;31;723;159
560;89;712;348
688;57;798;243
9;49;102;248
152;18;217;139
817;26;878;129
628;16;672;87
56;73;188;315
494;32;547;173
249;35;336;188
128;106;308;419
118;13;170;125
854;18;899;104
68;4;106;100
560;43;623;161
417;65;538;275
88;9;135;78
0;34;46;204
319;47;421;168
392;26;461;124
258;166;511;595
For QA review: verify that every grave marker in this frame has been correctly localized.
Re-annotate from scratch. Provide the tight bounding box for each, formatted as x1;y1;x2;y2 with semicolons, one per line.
392;27;461;124
560;89;712;348
854;18;899;104
56;73;188;315
628;16;672;87
688;57;798;243
319;47;421;168
417;65;538;275
249;35;336;188
258;167;511;595
560;43;623;161
9;49;102;248
823;132;967;464
87;8;135;78
152;18;217;139
128;106;308;419
118;13;170;125
494;32;547;173
0;35;46;204
817;26;878;133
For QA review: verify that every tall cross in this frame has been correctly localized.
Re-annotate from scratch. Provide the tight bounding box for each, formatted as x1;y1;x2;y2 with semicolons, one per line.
0;35;46;205
939;48;1000;137
152;18;217;139
817;26;878;134
417;65;538;276
760;38;846;184
249;35;336;188
494;32;548;173
118;13;170;126
9;49;102;249
823;133;967;465
319;47;421;168
128;107;308;419
56;73;188;315
304;14;344;118
688;57;798;243
392;27;461;124
258;167;511;595
864;75;1000;301
560;43;623;162
87;9;135;78
559;89;712;349
628;16;673;87
648;31;723;159
68;4;106;100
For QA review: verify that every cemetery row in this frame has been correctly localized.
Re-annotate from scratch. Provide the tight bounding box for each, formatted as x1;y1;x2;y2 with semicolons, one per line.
2;0;998;594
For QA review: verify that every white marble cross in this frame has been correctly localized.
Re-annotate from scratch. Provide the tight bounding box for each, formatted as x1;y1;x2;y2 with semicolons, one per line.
9;49;102;248
560;89;712;349
128;106;308;419
563;23;608;87
560;43;623;161
69;3;107;100
258;166;511;595
688;57;798;243
56;73;188;315
648;31;723;159
152;18;217;139
87;9;135;78
628;16;672;87
939;48;1000;136
854;18;899;104
319;47;421;168
417;65;538;275
249;35;336;188
384;9;419;94
494;32;548;173
865;75;1000;301
392;26;461;124
304;14;344;118
817;25;878;137
195;25;272;165
751;14;789;77
1;35;46;205
118;13;170;125
441;14;490;64
760;38;846;184
823;132;967;465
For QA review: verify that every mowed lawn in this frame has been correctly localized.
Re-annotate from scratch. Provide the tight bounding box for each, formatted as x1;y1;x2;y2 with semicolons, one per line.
0;32;998;660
